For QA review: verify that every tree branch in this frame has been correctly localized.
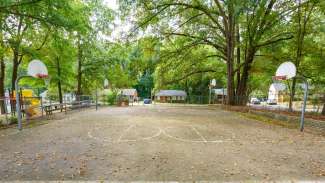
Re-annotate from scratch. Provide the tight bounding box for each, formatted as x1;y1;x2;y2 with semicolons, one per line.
155;2;226;35
256;34;293;48
0;0;43;10
163;32;225;53
164;69;217;85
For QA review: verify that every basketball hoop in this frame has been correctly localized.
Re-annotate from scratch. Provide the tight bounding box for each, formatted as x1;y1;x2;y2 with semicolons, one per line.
16;59;49;131
273;61;308;132
28;60;48;79
36;73;48;78
272;75;287;81
275;62;296;80
44;77;51;87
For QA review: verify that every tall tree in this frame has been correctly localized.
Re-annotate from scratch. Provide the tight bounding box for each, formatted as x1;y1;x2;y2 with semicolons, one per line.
121;0;295;105
289;0;317;111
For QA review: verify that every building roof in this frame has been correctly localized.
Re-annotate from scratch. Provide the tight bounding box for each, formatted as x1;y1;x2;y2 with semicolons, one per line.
155;90;187;97
121;89;137;96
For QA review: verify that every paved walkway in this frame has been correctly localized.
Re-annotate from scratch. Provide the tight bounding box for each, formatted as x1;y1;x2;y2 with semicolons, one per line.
0;105;324;181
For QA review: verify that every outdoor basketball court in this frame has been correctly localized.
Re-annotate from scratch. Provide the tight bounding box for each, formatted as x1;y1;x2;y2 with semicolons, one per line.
0;105;325;181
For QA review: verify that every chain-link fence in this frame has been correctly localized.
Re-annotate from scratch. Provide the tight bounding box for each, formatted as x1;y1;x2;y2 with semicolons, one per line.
0;93;98;127
248;91;325;116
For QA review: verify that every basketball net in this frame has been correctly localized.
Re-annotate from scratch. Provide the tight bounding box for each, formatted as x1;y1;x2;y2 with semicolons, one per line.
40;75;50;87
36;73;48;78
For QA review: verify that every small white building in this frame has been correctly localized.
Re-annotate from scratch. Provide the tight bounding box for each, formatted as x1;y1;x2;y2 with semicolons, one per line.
155;90;187;102
121;89;138;102
212;88;227;103
212;88;227;96
268;83;286;103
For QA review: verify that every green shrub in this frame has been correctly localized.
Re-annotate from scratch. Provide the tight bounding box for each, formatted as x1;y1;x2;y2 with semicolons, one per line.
107;91;118;105
9;116;18;125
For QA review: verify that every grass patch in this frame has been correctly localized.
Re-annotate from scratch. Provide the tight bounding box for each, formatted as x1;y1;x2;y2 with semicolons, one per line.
240;112;299;129
24;119;50;128
0;117;50;130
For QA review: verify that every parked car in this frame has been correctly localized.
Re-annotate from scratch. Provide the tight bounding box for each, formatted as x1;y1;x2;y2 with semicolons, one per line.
259;98;267;102
250;98;261;105
143;98;152;104
266;99;277;105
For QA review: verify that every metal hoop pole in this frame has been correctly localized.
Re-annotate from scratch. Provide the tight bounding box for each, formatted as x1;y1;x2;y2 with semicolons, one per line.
95;87;98;110
209;85;211;104
15;75;32;131
299;76;308;132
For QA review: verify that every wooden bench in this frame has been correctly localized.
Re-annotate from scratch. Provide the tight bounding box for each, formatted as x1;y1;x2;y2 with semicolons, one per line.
43;103;67;118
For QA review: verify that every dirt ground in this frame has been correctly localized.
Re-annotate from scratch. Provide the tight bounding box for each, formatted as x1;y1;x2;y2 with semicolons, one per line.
0;105;325;181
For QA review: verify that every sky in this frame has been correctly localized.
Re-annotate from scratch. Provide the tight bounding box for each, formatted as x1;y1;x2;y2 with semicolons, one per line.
103;0;118;10
103;0;130;41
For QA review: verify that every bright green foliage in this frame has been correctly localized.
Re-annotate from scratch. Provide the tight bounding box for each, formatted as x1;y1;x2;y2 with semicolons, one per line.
0;0;324;107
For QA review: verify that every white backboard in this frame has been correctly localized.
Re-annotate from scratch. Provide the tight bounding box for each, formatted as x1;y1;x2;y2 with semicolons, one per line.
104;79;109;88
27;60;48;78
275;62;296;79
211;79;216;87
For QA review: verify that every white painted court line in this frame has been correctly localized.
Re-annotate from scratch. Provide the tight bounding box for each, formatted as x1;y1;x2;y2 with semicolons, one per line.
87;124;325;144
191;126;207;142
119;127;163;142
117;124;135;142
162;127;227;143
87;131;94;139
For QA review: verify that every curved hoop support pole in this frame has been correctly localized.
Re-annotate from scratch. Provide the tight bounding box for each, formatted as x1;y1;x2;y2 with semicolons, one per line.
15;75;32;131
295;76;309;132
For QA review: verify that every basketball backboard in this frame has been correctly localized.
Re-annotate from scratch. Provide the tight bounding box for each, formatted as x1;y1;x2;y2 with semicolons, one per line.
275;61;296;80
104;79;109;89
211;79;216;87
27;60;48;78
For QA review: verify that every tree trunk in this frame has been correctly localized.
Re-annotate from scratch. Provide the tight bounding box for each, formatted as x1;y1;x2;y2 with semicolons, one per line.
322;94;325;115
226;59;235;105
0;19;5;114
56;57;63;104
225;5;236;105
236;64;249;105
236;24;241;89
236;48;255;106
289;78;297;111
0;55;5;114
11;16;24;92
76;37;82;97
11;50;19;92
289;0;313;111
